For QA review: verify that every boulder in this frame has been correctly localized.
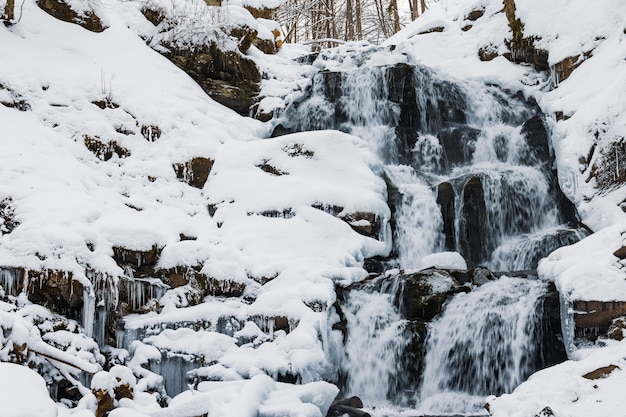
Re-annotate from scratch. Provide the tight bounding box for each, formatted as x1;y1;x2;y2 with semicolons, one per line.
36;0;105;32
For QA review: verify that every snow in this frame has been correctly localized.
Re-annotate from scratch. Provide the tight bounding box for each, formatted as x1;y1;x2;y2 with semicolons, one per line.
0;0;625;415
0;362;57;417
421;252;467;270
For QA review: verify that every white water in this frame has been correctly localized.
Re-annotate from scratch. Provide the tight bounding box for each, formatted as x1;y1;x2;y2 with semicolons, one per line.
342;289;411;406
418;277;547;414
386;166;444;269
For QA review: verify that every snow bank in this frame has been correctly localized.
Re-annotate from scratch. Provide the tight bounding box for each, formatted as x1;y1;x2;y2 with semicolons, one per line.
0;362;57;417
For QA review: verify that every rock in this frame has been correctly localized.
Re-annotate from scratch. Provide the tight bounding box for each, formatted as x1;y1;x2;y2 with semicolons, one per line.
0;197;19;235
112;245;161;278
478;45;499;61
166;44;261;116
84;135;130;161
573;300;626;341
363;257;385;274
26;269;84;321
396;269;456;322
36;0;105;32
230;25;258;53
460;176;487;266
502;0;549;72
582;364;620;380
436;182;456;250
553;55;582;84
534;406;555;417
140;124;161;142
174;157;214;188
519;115;551;166
614;246;626;259
607;317;626;341
586;138;626;191
466;9;485;21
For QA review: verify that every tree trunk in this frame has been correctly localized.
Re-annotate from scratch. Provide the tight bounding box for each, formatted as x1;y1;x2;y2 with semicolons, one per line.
390;0;401;34
355;0;363;39
409;0;419;20
345;0;355;40
4;0;14;22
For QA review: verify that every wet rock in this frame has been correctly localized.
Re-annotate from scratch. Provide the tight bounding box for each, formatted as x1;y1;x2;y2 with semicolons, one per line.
537;283;568;367
395;269;456;322
319;70;343;101
173;157;214;188
327;396;370;417
520;115;551;166
460;176;487;266
438;125;480;168
363;257;385;274
436;182;456;251
36;0;105;32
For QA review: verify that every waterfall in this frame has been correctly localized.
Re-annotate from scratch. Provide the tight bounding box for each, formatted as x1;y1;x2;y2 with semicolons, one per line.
386;166;444;269
271;46;580;411
341;288;413;406
418;277;548;414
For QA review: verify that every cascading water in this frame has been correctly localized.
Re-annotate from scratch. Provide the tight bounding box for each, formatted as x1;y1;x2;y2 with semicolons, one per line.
341;289;410;405
275;45;582;412
418;277;548;414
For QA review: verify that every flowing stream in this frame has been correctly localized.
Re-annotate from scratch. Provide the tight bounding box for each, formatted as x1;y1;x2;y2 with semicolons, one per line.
274;46;584;413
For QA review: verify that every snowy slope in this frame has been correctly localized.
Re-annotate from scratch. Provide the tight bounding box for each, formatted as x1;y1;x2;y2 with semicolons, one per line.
0;0;385;415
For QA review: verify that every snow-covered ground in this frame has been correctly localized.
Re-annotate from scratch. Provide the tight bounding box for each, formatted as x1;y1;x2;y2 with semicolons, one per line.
0;0;625;416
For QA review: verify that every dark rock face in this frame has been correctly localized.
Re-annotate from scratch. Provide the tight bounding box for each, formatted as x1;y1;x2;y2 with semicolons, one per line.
84;136;129;161
460;176;487;266
573;300;626;342
537;283;568;367
168;45;261;115
36;0;105;32
436;182;456;251
26;269;84;321
173;157;214;189
502;0;548;71
112;245;161;278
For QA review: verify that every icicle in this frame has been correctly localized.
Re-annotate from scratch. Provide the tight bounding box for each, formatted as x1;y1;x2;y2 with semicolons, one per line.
82;287;96;339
